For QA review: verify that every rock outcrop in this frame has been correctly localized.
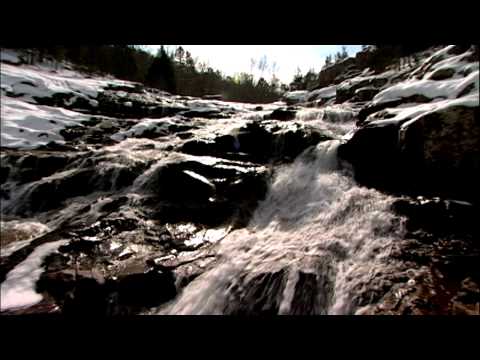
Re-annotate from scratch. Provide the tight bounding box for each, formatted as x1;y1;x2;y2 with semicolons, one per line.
339;45;479;204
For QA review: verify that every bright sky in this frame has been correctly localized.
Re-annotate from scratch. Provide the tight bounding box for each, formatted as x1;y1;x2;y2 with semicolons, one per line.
145;45;362;84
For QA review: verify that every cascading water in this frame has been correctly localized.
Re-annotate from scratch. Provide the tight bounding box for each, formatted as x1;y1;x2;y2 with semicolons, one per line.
1;100;407;315
156;122;406;315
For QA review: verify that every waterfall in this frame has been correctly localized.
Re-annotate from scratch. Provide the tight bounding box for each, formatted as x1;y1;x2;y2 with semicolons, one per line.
157;139;406;315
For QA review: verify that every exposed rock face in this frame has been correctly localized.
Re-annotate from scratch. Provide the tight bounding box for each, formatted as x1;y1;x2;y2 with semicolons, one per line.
339;45;479;204
351;87;380;102
336;76;389;103
140;157;271;227
355;196;480;315
222;258;336;315
317;57;358;88
400;105;480;200
264;108;297;121
181;121;331;164
339;104;480;203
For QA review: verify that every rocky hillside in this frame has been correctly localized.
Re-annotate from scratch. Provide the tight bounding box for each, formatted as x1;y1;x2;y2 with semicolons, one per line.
1;46;478;315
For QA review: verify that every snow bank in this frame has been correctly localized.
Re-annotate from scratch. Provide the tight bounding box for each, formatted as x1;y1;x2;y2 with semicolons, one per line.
372;69;478;105
0;240;68;311
307;85;337;101
1;60;138;104
368;93;479;127
426;53;479;80
1;97;91;148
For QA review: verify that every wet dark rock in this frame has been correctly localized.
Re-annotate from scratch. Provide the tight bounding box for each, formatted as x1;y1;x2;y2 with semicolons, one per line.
0;166;10;184
202;94;223;100
36;264;177;315
428;67;456;80
181;121;329;164
15;168;97;214
392;197;478;236
223;259;335;315
137;158;270;227
58;239;99;256
316;57;358;89
338;121;402;192
224;270;287;315
43;253;70;272
264;108;296;121
103;82;144;93
451;277;480;315
357;94;432;124
94;91;185;119
7;159;141;216
110;269;176;310
336;77;388;103
31;92;100;115
36;270;109;315
142;161;268;225
340;105;480;203
2;151;75;184
155;164;216;202
99;196;129;213
59;126;88;141
37;141;78;151
179;109;225;119
351;87;380;102
176;132;193;140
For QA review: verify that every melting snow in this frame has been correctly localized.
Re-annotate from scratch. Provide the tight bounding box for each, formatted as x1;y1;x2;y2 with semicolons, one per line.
307;85;337;101
110;116;184;141
1;97;91;148
373;70;479;104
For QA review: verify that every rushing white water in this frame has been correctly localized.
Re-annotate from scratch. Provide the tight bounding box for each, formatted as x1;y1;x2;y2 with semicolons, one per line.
0;240;68;311
158;139;406;315
0;219;51;257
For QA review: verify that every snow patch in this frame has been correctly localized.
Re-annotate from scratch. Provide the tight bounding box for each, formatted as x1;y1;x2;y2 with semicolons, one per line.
307;85;337;101
110;116;184;141
368;93;479;127
1;59;139;105
1;97;91;149
373;69;478;105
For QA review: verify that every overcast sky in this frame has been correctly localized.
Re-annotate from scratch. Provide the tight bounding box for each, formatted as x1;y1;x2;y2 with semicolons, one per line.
145;45;362;84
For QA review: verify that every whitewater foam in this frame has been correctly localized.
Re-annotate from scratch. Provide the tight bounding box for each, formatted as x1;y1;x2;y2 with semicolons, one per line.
157;140;405;315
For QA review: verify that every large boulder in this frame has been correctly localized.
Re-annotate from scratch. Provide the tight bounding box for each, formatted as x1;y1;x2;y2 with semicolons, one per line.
336;76;389;103
139;157;271;227
316;57;358;88
264;108;297;121
351;87;380;102
339;104;480;203
399;105;480;201
222;257;336;315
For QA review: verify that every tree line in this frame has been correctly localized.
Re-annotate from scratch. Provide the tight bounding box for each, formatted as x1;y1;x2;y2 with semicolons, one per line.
6;45;282;104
